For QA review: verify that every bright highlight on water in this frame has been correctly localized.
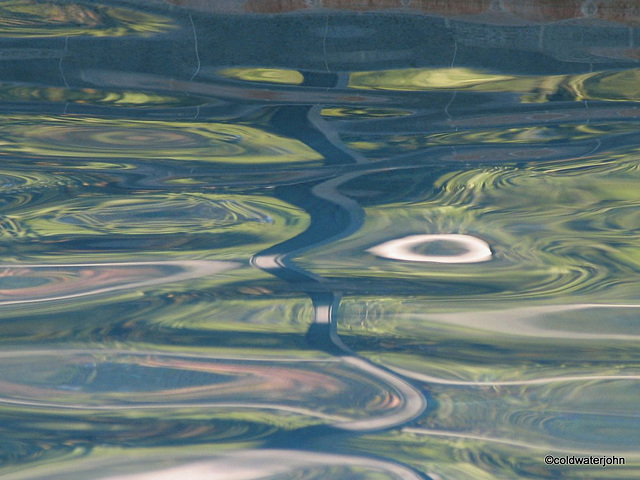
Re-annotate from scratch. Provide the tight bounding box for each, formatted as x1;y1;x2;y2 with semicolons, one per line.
368;234;492;263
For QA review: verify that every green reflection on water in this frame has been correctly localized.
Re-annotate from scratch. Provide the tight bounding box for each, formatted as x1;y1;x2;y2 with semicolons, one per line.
349;67;640;103
321;107;413;119
567;69;640;102
344;123;637;157
299;152;640;299
0;195;309;269
0;1;175;37
350;67;520;91
8;193;305;237
338;296;640;382
0;263;313;344
0;7;638;477
0;84;204;108
349;430;640;480
219;67;305;85
0;116;324;164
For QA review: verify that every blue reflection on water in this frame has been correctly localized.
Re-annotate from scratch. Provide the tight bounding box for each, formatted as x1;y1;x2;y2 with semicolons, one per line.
0;1;639;478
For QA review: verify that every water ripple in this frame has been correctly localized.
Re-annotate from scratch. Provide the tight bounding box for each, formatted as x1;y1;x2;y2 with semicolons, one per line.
1;191;309;259
298;154;640;299
0;1;175;37
0;350;424;432
50;195;275;235
0;115;323;164
0;261;237;305
1;3;639;478
0;169;109;213
411;377;640;452
2;449;423;480
0;84;205;109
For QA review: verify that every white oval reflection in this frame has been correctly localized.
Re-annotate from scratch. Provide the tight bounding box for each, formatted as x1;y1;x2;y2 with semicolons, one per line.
368;234;492;264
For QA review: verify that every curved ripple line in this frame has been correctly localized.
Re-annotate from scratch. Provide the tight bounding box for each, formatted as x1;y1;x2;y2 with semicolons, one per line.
389;365;640;387
250;167;427;431
188;13;200;81
0;348;327;361
0;397;351;423
2;115;322;164
0;2;175;38
0;260;238;305
368;234;492;263
126;450;423;480
336;357;427;431
423;303;640;340
6;449;423;480
0;349;423;432
403;427;640;457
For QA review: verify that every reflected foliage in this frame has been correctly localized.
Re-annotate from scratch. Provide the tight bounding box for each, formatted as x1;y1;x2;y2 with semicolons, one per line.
0;1;175;37
0;116;323;164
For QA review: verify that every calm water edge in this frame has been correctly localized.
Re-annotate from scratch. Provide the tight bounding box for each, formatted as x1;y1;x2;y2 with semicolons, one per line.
0;1;639;478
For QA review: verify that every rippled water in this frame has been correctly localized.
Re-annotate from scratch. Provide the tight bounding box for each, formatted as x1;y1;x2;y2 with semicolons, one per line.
1;1;639;478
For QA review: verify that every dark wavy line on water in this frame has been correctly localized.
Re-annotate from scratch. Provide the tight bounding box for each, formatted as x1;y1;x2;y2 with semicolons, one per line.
250;164;429;429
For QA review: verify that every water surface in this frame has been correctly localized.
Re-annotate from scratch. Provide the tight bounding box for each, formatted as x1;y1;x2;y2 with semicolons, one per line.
1;1;639;478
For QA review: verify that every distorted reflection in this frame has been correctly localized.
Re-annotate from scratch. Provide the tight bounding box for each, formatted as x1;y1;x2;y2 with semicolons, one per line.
0;116;322;164
368;234;492;263
0;1;175;37
0;261;237;305
1;0;639;478
0;349;424;432
1;449;423;480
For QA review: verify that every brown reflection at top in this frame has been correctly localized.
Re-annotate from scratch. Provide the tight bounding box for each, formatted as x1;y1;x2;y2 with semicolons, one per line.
499;0;584;23
175;0;640;26
243;0;491;15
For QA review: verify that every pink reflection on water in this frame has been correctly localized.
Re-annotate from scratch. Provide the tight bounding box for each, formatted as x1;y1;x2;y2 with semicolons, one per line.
0;350;423;430
0;260;238;305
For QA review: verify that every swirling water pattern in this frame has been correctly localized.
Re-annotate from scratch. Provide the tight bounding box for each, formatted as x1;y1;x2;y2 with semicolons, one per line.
0;1;639;479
